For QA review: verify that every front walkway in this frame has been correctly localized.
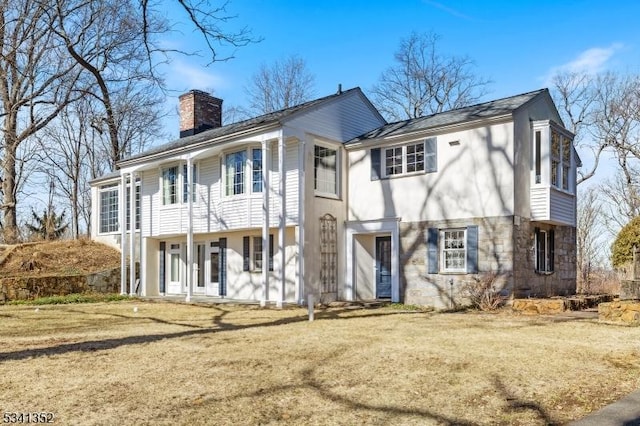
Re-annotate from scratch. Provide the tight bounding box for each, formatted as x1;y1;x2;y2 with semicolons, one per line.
569;388;640;426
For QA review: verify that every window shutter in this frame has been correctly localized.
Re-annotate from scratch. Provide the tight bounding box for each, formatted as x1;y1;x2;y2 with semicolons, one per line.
534;227;540;271
466;225;478;274
243;236;250;271
426;228;439;274
425;137;437;173
219;238;227;296
371;148;381;180
159;242;166;293
269;234;274;271
549;228;555;272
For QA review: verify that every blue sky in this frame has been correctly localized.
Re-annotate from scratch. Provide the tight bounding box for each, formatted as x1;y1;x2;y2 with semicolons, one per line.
158;0;640;186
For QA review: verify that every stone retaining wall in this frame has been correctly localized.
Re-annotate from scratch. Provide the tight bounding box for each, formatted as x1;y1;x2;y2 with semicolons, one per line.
599;301;640;325
0;267;123;302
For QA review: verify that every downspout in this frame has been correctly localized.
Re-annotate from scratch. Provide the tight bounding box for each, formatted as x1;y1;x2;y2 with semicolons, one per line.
119;173;127;295
186;157;193;302
278;130;286;308
129;172;136;296
261;137;270;306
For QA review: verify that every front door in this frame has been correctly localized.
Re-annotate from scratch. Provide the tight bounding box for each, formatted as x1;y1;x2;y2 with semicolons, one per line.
206;242;220;296
194;243;206;294
376;236;392;298
167;243;183;294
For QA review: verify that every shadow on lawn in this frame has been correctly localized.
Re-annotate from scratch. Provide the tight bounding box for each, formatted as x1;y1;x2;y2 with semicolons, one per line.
0;305;421;362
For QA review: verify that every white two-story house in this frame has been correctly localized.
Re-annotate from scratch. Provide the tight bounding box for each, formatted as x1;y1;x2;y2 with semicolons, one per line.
91;87;578;308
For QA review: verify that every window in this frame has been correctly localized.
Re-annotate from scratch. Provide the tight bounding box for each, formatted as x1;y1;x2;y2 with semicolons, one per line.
253;237;263;271
182;164;197;203
427;225;478;274
377;139;435;179
535;228;554;273
162;166;178;205
252;148;263;193
125;181;141;231
441;229;467;272
243;235;273;271
550;129;572;190
384;146;403;176
225;150;247;195
535;130;541;184
99;184;119;233
314;145;337;195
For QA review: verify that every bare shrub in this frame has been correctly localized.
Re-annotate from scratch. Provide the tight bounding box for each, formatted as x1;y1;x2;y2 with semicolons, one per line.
463;272;506;311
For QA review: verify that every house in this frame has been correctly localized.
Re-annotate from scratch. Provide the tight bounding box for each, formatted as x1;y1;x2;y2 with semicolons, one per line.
90;87;578;308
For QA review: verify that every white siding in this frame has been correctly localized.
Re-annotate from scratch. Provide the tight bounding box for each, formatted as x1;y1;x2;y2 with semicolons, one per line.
530;187;548;221
286;91;384;142
550;189;575;225
141;169;159;237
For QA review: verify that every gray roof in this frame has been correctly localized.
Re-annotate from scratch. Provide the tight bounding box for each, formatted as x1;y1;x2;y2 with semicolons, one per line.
119;87;364;165
347;89;548;144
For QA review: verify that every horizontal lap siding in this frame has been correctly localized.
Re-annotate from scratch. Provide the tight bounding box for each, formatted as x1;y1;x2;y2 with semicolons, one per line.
550;189;575;226
530;187;548;221
141;170;159;237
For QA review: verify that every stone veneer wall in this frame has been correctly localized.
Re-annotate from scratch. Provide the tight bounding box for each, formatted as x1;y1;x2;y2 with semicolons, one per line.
0;267;127;302
512;217;576;298
400;216;514;309
399;215;577;308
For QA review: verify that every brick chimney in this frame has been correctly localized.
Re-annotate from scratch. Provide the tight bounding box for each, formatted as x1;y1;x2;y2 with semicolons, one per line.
179;90;223;138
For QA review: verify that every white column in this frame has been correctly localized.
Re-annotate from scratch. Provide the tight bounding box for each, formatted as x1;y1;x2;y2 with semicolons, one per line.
119;173;127;295
129;172;136;296
298;139;306;305
261;138;270;306
277;132;286;308
186;158;193;302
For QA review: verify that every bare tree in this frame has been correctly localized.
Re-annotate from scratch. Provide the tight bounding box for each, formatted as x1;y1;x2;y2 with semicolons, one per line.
371;31;492;121
246;55;316;115
0;0;82;243
551;71;603;184
576;186;605;292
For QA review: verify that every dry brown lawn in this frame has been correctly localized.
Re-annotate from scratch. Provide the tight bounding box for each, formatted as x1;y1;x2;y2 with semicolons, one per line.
0;301;639;425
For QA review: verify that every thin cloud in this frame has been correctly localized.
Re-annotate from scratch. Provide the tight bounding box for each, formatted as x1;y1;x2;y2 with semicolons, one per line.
544;43;623;83
167;60;227;93
422;0;475;21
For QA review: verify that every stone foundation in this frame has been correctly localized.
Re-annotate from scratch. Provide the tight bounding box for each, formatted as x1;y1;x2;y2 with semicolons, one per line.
599;301;640;325
0;267;124;302
398;215;577;309
620;280;640;300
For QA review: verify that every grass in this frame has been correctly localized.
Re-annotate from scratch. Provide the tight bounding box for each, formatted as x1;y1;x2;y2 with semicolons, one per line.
5;293;135;305
0;301;639;425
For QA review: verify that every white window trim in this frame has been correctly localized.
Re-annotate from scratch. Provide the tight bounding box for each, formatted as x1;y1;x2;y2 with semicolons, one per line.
160;162;201;207
98;180;141;235
382;142;425;178
314;141;340;199
440;228;467;273
222;145;264;199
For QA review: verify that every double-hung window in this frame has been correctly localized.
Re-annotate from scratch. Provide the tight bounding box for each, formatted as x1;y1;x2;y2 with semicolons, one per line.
125;180;141;231
314;145;338;196
441;229;467;273
162;166;178;205
182;164;197;203
549;129;572;191
535;228;554;273
373;138;435;180
252;148;263;193
242;235;273;271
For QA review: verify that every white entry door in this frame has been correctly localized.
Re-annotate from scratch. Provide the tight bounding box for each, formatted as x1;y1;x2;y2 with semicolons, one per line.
194;243;206;294
206;242;220;296
167;243;183;294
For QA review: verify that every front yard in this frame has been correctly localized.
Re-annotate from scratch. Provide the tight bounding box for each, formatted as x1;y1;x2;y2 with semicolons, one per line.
0;301;639;425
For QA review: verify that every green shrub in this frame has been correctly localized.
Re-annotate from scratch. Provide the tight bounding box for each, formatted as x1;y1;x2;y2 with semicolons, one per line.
611;216;640;268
